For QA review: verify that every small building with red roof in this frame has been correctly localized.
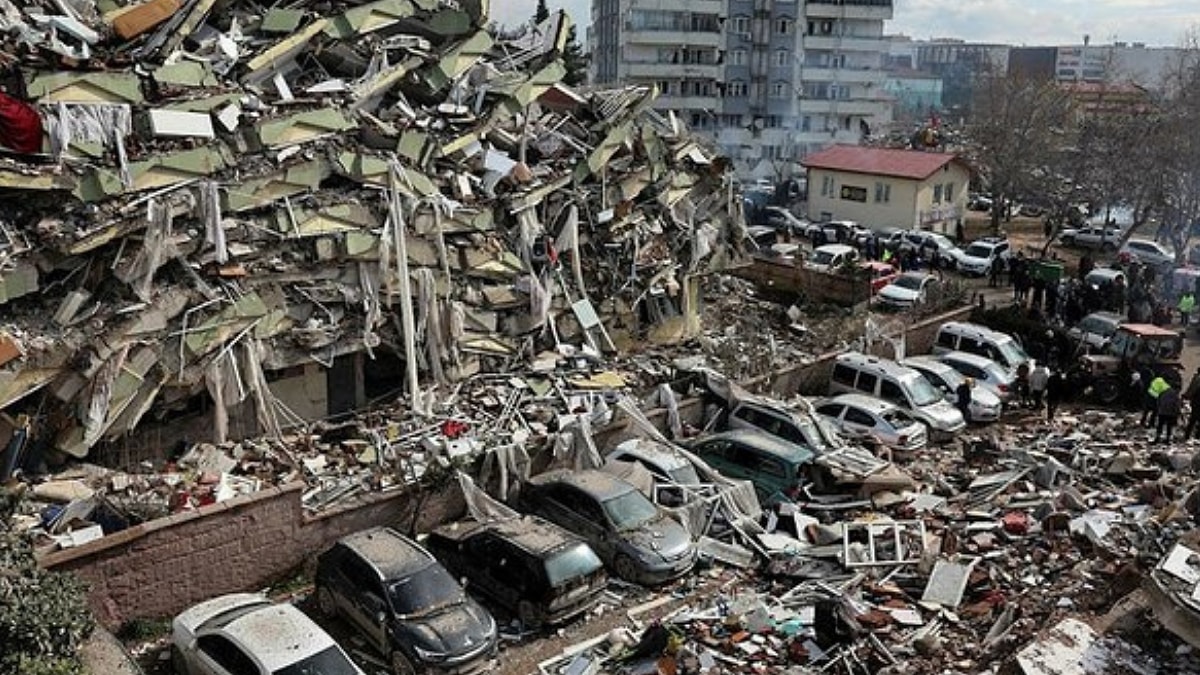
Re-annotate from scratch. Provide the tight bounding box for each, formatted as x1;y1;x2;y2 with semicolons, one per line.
802;145;971;235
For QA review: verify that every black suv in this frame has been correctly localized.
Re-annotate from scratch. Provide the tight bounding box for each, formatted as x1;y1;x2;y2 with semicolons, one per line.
315;527;497;675
426;516;608;628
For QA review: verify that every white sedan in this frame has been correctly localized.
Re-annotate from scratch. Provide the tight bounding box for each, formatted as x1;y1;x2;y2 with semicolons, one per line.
813;393;928;452
172;593;364;675
1120;238;1175;267
878;272;938;309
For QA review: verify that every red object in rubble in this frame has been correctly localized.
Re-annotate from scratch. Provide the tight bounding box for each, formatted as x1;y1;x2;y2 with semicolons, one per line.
0;92;43;154
1002;511;1030;535
441;419;468;439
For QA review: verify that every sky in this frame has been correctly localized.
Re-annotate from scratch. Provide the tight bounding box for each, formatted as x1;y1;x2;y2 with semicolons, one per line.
488;0;1200;49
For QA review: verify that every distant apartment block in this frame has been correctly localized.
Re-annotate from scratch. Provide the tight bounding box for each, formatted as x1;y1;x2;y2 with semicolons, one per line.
589;0;896;179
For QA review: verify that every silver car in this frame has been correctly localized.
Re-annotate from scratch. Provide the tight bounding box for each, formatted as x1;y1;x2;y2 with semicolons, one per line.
813;393;928;452
901;356;1003;422
1067;311;1124;352
936;351;1016;403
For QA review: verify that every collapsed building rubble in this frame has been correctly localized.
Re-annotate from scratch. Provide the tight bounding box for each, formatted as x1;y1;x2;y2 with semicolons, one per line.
0;0;745;476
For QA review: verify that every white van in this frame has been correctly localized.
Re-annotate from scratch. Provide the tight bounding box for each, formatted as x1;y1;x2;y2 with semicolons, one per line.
828;352;966;441
931;321;1031;374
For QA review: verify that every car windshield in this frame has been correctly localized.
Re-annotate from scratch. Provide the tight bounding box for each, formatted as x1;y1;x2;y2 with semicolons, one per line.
881;409;918;429
811;250;835;265
388;563;463;617
603;490;660;531
995;339;1029;367
545;543;604;587
667;463;702;485
964;244;992;257
894;275;925;290
930;235;952;250
907;375;943;406
274;646;360;675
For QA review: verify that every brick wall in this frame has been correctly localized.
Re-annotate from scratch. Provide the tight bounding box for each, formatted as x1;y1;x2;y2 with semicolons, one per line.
40;482;465;629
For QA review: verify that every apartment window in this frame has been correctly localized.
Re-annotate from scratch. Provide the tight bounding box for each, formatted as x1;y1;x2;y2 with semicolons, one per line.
933;184;944;203
656;80;670;94
726;81;747;97
731;16;750;34
720;114;743;127
874;183;891;203
730;49;747;66
776;18;793;35
770;82;787;98
764;115;782;128
840;185;868;202
773;49;790;67
801;116;811;132
945;182;955;201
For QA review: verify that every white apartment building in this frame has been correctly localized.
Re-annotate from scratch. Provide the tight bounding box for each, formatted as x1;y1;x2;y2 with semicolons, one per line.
589;0;895;180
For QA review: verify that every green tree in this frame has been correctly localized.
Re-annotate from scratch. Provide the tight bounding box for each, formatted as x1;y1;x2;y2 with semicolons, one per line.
562;24;589;87
533;0;549;23
0;487;95;675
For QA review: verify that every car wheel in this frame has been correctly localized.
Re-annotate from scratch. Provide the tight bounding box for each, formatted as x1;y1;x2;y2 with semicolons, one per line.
316;586;338;618
171;645;188;675
612;555;641;583
391;651;417;675
517;600;544;630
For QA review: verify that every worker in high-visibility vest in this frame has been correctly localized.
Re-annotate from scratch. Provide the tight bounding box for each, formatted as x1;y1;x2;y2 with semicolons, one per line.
1179;292;1195;327
1142;375;1171;428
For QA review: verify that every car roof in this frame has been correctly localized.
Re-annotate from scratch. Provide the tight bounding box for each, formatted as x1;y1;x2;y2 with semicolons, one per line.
431;516;577;556
901;355;956;373
180;595;340;673
815;243;856;255
1081;311;1123;323
940;350;1005;370
529;468;636;501
820;393;897;413
339;527;433;579
835;351;920;378
608;438;692;470
896;271;931;281
696;429;813;463
940;321;1013;341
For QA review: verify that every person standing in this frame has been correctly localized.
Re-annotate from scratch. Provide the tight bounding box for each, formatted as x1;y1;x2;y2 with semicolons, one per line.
1028;362;1049;410
1155;385;1183;444
1185;370;1200;440
956;378;974;423
1143;374;1171;428
1046;367;1064;422
1179;291;1195;327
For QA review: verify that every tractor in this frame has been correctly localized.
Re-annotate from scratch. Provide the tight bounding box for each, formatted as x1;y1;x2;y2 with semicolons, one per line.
1071;323;1184;405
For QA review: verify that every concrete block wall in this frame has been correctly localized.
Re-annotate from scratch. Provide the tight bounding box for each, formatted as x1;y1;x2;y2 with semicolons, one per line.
40;482;465;629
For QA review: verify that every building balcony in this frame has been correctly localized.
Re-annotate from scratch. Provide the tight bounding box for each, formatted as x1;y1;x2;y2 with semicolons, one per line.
803;36;888;52
798;67;885;84
655;95;721;111
805;1;894;21
624;29;722;48
625;62;721;79
627;0;724;13
797;98;888;115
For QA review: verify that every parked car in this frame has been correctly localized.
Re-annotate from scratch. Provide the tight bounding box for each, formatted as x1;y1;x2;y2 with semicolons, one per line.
519;469;696;585
607;438;702;487
900;356;1003;422
688;429;814;503
956;237;1010;276
860;261;900;294
1059;225;1121;250
763;206;809;236
877;272;938;309
425;516;607;628
812;393;927;452
828;352;966;440
807;243;859;272
804;219;859;244
932;321;1032;376
315;527;498;675
1067;311;1125;352
1121;238;1175;268
1084;267;1126;290
968;194;993;212
936;351;1016;403
725;398;848;458
897;230;963;267
172;593;365;675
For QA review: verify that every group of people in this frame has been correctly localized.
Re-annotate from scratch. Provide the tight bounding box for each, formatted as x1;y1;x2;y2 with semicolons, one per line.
1139;368;1200;444
1011;361;1067;421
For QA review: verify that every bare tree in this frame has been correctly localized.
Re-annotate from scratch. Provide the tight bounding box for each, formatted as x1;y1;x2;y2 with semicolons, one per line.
965;71;1078;235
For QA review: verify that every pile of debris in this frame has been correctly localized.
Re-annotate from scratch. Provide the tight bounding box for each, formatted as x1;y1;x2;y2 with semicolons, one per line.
533;408;1200;674
0;0;744;471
